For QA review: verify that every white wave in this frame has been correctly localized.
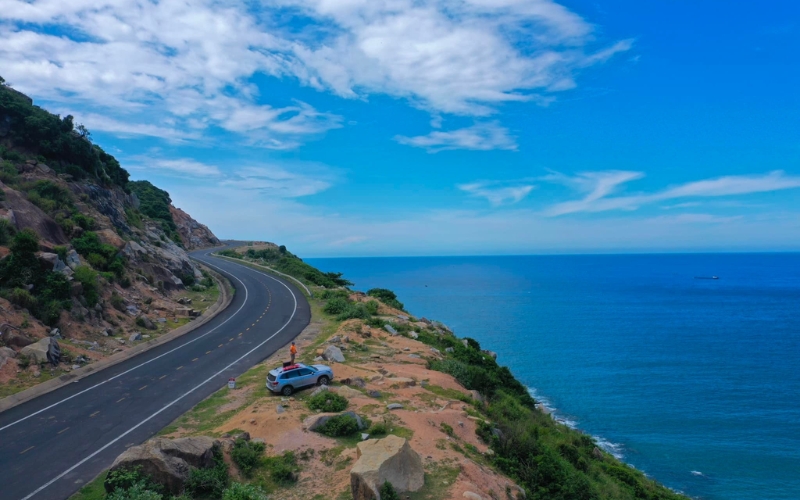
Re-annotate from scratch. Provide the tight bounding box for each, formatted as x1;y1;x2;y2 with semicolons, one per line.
690;470;704;477
527;385;624;459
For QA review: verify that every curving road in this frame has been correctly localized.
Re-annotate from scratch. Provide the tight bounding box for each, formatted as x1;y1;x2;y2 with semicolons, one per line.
0;247;310;500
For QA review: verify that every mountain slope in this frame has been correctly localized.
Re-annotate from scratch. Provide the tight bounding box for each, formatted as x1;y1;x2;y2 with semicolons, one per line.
0;79;221;397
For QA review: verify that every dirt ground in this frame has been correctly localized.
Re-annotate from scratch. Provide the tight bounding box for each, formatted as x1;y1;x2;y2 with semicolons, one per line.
202;319;522;500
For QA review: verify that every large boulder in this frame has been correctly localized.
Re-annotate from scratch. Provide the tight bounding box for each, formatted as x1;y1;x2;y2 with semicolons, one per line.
20;337;53;364
323;345;345;363
0;346;16;368
106;437;220;495
350;435;424;500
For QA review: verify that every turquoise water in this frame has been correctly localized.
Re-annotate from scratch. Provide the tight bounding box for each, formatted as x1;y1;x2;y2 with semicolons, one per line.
306;254;800;499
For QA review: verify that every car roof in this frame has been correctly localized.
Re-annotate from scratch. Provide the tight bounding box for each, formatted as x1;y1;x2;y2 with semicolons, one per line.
269;363;308;375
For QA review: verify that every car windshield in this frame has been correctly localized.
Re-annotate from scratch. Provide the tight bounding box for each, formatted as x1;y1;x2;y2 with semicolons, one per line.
308;366;318;372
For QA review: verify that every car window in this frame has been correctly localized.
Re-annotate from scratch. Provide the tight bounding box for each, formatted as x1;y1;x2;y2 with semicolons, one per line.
284;370;300;379
298;368;312;376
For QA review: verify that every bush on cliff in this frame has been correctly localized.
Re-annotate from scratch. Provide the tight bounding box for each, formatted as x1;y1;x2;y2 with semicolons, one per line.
307;391;348;412
0;80;129;188
220;246;352;288
366;288;404;311
0;229;72;324
231;438;265;477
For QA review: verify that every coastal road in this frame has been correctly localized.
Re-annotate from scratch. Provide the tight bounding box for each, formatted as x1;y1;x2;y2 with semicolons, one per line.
0;246;310;500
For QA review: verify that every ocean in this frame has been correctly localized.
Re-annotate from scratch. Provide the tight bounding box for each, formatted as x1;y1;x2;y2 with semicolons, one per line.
306;253;800;500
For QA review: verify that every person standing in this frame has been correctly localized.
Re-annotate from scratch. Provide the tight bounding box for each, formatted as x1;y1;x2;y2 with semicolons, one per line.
290;341;297;364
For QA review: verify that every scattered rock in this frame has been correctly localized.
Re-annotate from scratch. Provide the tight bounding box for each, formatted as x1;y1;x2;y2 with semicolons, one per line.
20;337;59;365
368;390;381;398
65;249;81;269
177;297;192;305
484;350;498;360
397;315;410;321
129;332;142;342
387;377;415;388
49;328;61;338
106;437;220;495
72;364;81;370
383;324;398;335
462;339;469;347
336;386;363;399
276;405;285;414
349;377;367;388
408;354;420;359
445;347;454;353
592;447;604;460
430;348;441;355
463;492;483;500
322;345;345;363
310;385;330;397
350;435;424;500
408;331;419;339
361;433;370;440
329;335;341;344
387;403;404;410
139;316;157;330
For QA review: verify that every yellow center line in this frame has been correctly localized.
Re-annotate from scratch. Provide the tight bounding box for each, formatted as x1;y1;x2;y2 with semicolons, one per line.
58;427;69;434
206;351;212;355
229;338;234;342
20;446;34;455
246;328;250;331
159;375;167;380
192;358;198;362
176;366;184;370
139;385;147;391
90;411;100;417
116;397;125;403
218;344;224;348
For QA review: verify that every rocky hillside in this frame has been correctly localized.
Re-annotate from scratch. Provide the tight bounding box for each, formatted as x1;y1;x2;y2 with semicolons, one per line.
170;205;220;250
0;80;221;396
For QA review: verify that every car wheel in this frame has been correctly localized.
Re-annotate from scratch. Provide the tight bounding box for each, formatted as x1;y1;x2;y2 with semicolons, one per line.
282;385;294;396
317;376;329;386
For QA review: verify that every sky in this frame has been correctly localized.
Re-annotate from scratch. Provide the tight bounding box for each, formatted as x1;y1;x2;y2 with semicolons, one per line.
1;1;799;257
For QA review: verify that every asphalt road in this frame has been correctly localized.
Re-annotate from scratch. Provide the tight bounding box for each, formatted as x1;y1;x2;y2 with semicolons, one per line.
0;247;310;500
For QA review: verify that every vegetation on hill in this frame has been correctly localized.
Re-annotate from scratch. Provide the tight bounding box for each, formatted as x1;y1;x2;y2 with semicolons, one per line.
0;77;129;188
127;181;182;245
0;229;73;325
218;245;352;288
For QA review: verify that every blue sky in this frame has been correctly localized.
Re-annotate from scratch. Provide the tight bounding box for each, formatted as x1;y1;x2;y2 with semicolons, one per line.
1;1;799;256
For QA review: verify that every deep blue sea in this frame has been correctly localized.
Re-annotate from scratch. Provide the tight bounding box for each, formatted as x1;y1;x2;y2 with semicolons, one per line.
306;254;800;500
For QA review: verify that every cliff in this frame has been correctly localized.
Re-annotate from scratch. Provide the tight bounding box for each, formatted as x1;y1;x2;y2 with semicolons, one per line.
0;81;221;397
170;205;220;250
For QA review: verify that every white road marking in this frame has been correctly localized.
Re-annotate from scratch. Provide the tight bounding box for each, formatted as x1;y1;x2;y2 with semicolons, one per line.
19;257;301;500
0;258;248;433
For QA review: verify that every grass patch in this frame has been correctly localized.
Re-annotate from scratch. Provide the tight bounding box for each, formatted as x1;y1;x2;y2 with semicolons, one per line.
423;384;471;403
407;462;461;500
69;472;107;500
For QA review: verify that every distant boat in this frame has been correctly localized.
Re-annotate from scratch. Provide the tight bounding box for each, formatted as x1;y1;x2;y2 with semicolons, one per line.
694;276;719;280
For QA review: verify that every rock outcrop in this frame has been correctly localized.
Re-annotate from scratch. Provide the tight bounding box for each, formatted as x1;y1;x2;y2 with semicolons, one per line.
170;206;220;250
20;337;59;364
350;435;424;500
106;437;220;495
0;186;68;245
323;345;345;363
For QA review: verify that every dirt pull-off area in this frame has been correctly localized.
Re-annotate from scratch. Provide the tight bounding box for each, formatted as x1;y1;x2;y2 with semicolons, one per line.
169;316;523;500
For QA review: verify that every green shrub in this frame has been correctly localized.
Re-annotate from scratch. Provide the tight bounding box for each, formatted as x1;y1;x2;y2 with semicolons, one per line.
23;180;73;213
316;414;359;437
231;438;265;477
0;218;16;245
185;450;229;498
367;288;405;311
73;265;100;306
379;481;400;500
323;297;349;315
8;288;37;309
307;391;349;412
369;422;388;436
221;482;268;500
104;466;161;494
106;482;163;500
263;451;299;484
111;292;125;311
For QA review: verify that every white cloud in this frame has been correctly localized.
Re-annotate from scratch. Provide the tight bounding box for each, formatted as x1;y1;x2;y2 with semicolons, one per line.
459;181;535;205
0;0;630;148
545;170;800;216
285;0;633;115
145;159;222;177
0;1;339;148
396;122;517;151
220;165;334;198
